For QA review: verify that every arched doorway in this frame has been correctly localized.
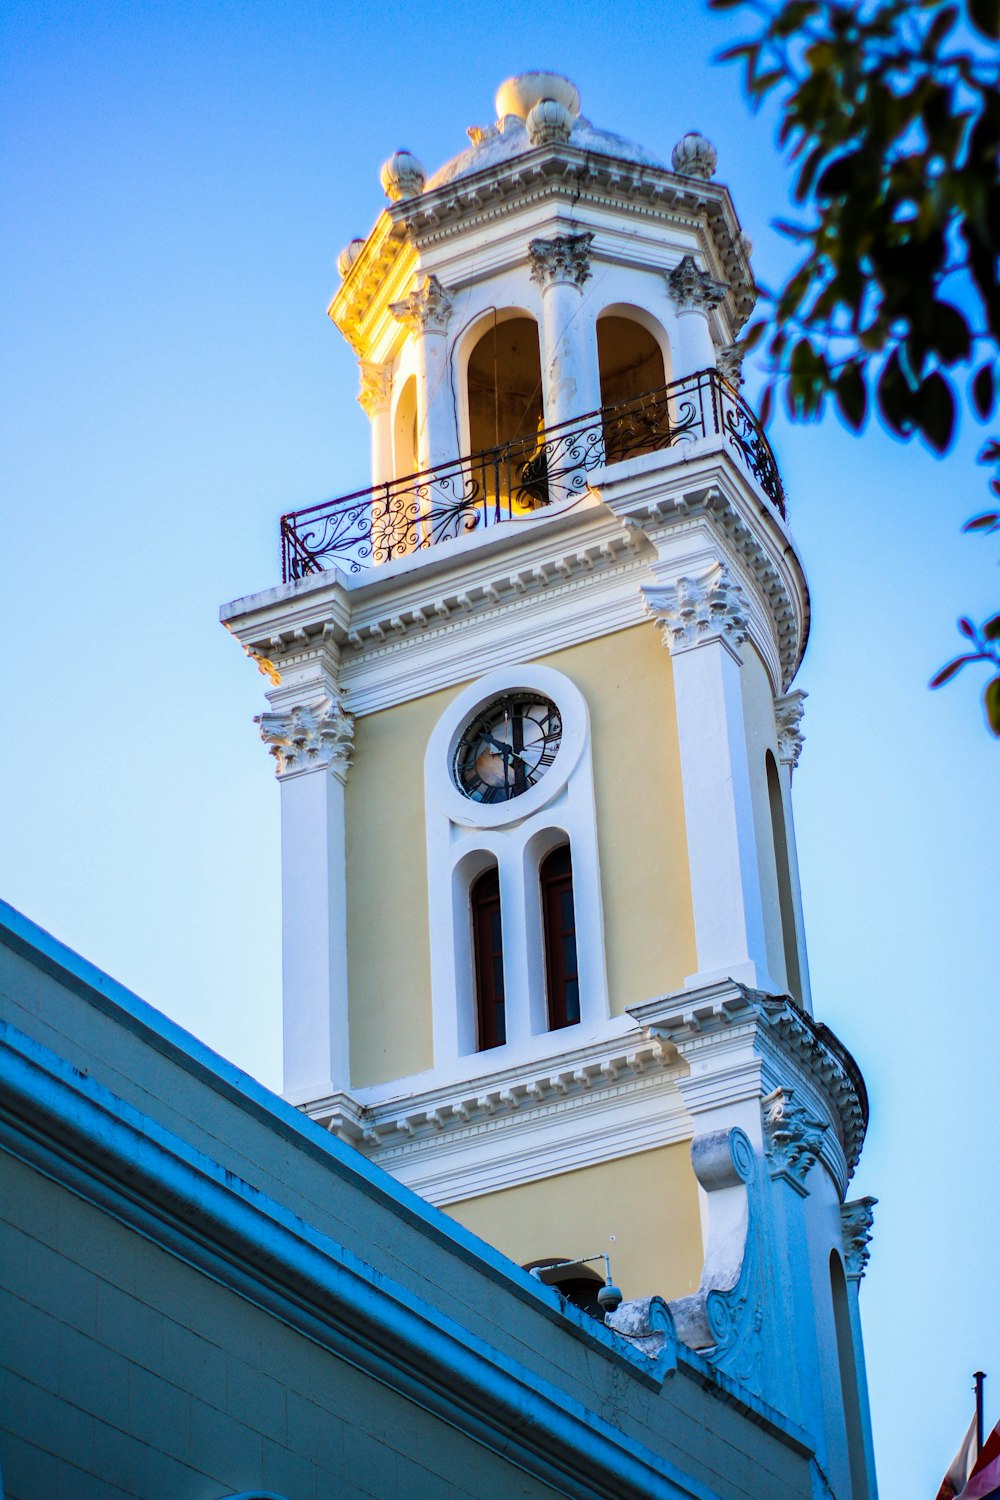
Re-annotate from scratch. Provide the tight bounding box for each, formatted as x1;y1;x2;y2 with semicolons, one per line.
597;313;668;463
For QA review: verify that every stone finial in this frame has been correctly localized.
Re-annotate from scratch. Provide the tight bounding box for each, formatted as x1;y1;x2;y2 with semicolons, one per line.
774;690;808;770
389;274;454;335
379;149;426;203
840;1197;878;1280
667;254;730;314
256;694;355;781
526;97;574;147
357;361;393;418
761;1087;828;1192
643;563;749;660
716;343;745;389
337;238;366;278
528;232;594;290
671;131;718;180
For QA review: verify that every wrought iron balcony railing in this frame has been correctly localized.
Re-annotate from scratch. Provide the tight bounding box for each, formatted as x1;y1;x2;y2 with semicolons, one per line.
280;368;785;582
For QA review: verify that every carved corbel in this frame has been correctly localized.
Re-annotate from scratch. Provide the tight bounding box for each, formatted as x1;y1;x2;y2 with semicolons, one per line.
643;562;749;662
389;274;454;335
716;342;745;388
528;232;594;291
761;1086;828;1193
774;690;808;771
840;1196;877;1281
667;254;729;314
256;692;355;781
357;361;393;417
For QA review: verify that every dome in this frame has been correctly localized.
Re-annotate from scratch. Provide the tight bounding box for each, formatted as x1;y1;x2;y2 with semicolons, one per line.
424;73;666;193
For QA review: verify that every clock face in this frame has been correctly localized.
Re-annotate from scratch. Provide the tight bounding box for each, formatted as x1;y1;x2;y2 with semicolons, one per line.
453;694;562;804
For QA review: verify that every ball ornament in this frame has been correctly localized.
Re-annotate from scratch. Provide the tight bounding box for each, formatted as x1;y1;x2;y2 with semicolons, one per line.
526;98;573;147
379;149;426;203
336;238;366;278
671;131;718;181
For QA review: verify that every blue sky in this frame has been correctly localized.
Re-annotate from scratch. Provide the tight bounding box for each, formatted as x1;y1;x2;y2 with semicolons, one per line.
2;3;997;1495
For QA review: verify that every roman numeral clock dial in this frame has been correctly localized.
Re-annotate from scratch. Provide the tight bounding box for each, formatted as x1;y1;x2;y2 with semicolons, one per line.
453;694;562;804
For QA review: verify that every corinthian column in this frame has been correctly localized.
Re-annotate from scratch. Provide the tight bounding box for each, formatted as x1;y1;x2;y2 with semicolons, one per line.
644;562;775;991
390;274;455;472
529;232;600;430
666;255;728;379
257;691;355;1102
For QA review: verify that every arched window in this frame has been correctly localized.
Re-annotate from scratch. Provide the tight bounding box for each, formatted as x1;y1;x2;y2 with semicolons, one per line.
830;1252;868;1498
541;845;579;1030
467;316;544;455
393;373;418;479
766;750;802;1002
597;314;668;463
471;866;506;1050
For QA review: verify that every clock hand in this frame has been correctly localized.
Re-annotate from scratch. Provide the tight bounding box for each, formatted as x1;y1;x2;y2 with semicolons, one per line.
487;733;531;765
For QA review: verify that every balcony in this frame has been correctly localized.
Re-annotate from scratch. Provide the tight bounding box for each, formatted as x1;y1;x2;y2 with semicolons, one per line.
280;368;786;583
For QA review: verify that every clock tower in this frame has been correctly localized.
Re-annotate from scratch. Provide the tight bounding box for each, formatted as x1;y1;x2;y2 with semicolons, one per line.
223;72;878;1500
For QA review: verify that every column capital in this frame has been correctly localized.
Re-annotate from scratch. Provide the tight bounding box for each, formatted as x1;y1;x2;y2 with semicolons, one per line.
716;342;745;388
643;562;749;661
840;1196;878;1280
357;360;393;417
528;232;594;291
667;254;729;314
256;693;355;782
774;689;808;770
390;274;454;335
761;1086;828;1194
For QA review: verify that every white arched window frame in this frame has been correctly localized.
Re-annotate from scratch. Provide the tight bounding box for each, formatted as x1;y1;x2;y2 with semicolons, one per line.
595;301;674;397
454;303;544;460
424;663;609;1074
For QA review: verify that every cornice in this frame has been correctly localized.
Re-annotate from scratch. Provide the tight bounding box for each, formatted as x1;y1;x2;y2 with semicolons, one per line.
390;144;755;333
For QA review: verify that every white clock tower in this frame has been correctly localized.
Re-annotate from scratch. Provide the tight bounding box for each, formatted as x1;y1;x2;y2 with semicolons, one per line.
223;72;878;1500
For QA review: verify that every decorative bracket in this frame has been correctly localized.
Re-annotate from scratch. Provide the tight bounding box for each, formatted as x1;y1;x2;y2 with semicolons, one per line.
358;361;393;417
774;690;807;770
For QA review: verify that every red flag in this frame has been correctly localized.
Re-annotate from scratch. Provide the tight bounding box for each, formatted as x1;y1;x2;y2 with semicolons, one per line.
938;1417;979;1500
957;1421;1000;1500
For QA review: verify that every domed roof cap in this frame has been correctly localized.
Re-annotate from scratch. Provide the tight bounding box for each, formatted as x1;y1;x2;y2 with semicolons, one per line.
494;71;581;121
424;72;665;192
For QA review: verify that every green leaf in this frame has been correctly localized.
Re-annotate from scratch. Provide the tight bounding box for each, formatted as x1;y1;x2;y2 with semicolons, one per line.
916;371;956;453
959;617;977;638
983;614;1000;641
930;654;980;687
835;362;867;430
930;301;972;365
984;675;1000;736
877;350;916;437
972;363;996;420
963;512;1000;531
969;0;1000;38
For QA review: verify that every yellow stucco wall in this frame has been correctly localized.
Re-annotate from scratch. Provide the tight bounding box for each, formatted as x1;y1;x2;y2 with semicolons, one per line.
346;622;695;1086
540;626;696;1012
345;683;456;1087
443;1141;704;1305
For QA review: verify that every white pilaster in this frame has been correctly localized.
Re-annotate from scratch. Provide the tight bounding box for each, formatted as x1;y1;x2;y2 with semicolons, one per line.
666;255;728;378
257;691;355;1101
390;275;456;471
774;689;813;1010
529;233;600;428
358;361;394;485
644;563;776;991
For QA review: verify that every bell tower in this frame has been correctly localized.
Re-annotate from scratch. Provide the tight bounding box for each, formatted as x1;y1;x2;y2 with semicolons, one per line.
223;72;878;1500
